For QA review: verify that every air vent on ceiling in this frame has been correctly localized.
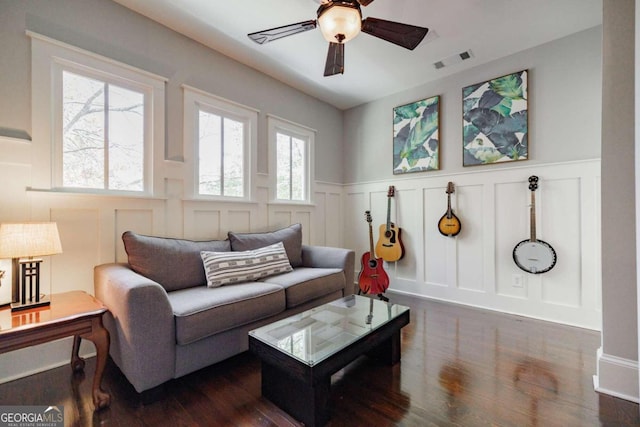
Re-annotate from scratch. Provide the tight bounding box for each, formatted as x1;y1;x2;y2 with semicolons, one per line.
433;50;473;70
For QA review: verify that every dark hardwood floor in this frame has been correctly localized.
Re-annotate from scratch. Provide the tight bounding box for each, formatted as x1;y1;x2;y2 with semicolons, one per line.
0;293;638;426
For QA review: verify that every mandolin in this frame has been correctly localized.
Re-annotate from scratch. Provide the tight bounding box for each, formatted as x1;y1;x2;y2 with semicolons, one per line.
375;185;405;262
513;176;557;274
358;211;390;298
438;182;462;237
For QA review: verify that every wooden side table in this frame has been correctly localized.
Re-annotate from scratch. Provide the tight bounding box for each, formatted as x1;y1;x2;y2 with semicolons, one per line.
0;291;110;410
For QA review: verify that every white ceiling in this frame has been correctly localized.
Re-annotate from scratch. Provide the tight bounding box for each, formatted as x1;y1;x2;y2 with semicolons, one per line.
113;0;602;110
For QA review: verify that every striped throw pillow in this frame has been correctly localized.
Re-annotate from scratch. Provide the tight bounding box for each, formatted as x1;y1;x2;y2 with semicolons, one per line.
201;241;293;288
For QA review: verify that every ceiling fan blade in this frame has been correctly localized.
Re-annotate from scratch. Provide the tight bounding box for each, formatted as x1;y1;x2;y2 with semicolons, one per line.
248;20;317;44
361;17;428;50
357;0;375;5
324;42;345;76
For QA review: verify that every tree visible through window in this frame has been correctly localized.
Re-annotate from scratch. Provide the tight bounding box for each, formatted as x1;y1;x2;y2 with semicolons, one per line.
268;116;313;204
276;132;306;201
198;110;244;197
62;70;144;191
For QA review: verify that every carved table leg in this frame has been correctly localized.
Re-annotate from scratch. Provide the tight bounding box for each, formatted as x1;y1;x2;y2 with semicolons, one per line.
81;317;111;410
71;336;86;372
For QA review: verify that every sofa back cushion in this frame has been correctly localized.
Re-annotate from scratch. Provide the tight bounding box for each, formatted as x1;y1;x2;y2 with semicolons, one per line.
228;223;303;267
122;231;230;292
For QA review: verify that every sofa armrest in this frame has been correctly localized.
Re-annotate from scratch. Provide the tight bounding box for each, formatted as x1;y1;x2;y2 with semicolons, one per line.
301;245;356;296
94;263;175;393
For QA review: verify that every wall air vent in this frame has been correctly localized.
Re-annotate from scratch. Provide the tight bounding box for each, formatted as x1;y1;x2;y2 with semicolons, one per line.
433;50;473;70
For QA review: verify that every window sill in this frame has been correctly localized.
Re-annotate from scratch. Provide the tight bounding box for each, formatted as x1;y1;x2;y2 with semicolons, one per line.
267;200;316;208
26;187;167;201
182;197;259;205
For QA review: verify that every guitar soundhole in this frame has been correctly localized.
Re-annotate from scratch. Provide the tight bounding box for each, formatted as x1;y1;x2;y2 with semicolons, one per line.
368;259;377;269
385;229;396;243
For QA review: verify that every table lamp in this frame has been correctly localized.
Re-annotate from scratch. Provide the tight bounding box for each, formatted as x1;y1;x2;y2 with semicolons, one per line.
0;222;63;311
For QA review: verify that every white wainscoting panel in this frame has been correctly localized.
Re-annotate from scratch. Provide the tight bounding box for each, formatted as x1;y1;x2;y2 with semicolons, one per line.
344;191;368;250
268;210;293;233
457;184;485;292
50;209;100;294
394;187;419;282
495;180;529;299
227;209;253;233
189;209;223;240
344;159;601;330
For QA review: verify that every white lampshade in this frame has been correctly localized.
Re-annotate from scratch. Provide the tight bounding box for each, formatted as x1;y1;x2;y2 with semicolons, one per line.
0;222;63;259
318;3;362;43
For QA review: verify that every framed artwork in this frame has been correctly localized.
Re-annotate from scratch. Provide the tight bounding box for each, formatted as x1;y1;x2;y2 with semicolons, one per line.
0;259;13;306
462;70;528;166
393;95;440;174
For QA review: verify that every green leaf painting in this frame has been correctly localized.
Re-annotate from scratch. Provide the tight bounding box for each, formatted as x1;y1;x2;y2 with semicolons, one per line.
462;70;528;166
393;95;439;174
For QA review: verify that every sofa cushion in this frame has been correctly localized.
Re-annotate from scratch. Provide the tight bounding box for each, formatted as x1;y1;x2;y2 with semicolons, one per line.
228;223;303;267
261;267;345;308
168;283;285;345
201;242;293;288
122;231;230;292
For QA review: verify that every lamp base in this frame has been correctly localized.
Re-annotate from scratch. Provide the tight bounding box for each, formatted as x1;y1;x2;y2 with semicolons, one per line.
11;296;50;312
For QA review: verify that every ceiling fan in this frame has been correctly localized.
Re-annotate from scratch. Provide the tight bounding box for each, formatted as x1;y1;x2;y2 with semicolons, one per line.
248;0;429;77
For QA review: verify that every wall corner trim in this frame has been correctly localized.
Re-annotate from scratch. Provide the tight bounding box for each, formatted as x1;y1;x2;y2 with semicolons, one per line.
594;346;640;403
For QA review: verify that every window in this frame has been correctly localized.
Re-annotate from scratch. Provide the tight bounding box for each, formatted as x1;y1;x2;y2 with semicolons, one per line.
62;70;145;191
268;116;314;203
184;85;257;200
198;109;244;197
30;32;166;195
276;132;306;200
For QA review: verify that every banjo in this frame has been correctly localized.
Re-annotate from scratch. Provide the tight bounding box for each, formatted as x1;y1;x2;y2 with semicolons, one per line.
513;175;557;274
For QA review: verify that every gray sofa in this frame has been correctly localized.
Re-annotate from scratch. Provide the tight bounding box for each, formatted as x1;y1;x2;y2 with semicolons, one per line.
94;224;355;396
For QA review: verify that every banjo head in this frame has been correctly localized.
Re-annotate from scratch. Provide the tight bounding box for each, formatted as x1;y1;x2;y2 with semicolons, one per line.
513;239;557;274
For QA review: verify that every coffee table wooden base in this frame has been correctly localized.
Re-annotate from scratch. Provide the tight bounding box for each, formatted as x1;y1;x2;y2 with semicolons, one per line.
262;362;331;427
251;312;408;427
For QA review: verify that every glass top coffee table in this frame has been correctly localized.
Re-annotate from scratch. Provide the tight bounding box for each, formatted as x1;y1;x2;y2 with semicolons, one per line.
249;294;410;427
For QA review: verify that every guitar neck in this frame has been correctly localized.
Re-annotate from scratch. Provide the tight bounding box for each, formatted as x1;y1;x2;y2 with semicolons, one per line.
386;196;392;230
447;193;452;218
368;222;376;257
530;190;537;242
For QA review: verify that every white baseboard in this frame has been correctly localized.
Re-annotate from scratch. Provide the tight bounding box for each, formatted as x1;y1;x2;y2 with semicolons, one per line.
0;338;96;385
594;346;639;403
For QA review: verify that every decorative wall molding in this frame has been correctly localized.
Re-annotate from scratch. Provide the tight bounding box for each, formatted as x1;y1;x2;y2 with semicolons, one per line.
344;159;601;330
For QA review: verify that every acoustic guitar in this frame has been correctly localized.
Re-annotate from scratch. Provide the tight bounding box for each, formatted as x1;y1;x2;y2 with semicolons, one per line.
375;185;404;262
513;176;557;274
438;182;462;237
358;211;390;300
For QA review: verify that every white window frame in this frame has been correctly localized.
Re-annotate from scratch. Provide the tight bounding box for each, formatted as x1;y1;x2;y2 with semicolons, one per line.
183;85;257;202
30;31;166;196
268;115;315;205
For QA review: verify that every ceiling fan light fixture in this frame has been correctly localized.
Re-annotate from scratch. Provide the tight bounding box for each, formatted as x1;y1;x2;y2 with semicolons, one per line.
318;3;362;43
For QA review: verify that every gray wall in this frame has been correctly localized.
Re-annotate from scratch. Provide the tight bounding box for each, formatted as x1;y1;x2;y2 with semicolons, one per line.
343;27;602;184
602;0;637;361
0;0;344;183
